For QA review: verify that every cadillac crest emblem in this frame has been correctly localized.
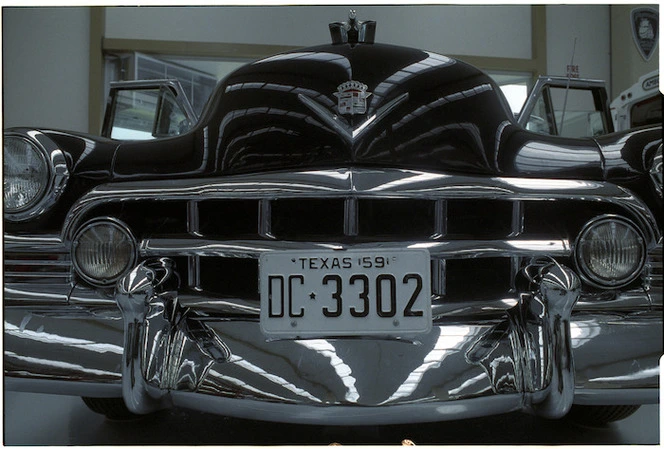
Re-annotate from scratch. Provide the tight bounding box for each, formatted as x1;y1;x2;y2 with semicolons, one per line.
334;80;372;115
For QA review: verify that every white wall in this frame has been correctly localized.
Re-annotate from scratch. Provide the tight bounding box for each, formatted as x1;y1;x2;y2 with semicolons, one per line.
545;5;611;84
3;6;617;135
105;5;532;59
2;7;91;132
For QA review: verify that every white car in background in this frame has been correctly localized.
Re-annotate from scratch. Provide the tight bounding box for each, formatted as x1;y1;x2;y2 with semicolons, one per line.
611;70;661;132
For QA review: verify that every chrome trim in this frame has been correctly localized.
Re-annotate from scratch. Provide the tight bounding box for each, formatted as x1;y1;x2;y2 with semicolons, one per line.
432;199;447;238
115;258;231;414
574;215;647;289
170;392;523;425
573;388;659;406
258;199;274;239
4;295;660;423
5;378;122;398
649;143;662;198
139;237;571;259
529;262;581;418
343;197;358;236
509;200;525;237
4;130;70;222
71;217;138;287
187;200;201;236
4;234;65;252
61;168;661;246
4;284;72;303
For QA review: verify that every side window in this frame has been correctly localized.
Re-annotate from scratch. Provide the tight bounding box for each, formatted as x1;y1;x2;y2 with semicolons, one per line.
110;88;161;140
102;81;196;141
519;78;613;138
548;87;608;138
525;88;556;135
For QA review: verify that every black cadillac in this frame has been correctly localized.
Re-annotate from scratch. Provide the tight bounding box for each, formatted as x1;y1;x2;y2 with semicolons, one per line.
4;13;662;425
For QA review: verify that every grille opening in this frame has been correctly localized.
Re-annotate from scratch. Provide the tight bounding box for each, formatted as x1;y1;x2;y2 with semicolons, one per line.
359;199;435;238
199;257;259;300
271;198;345;240
4;253;72;283
524;201;628;238
198;200;259;238
444;258;512;300
84;201;188;238
446;199;513;239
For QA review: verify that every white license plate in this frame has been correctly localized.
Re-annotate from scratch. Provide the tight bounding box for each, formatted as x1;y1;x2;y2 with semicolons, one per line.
259;249;431;338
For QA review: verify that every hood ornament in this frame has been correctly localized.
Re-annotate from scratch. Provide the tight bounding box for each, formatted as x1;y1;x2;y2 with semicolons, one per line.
334;80;372;115
329;10;376;45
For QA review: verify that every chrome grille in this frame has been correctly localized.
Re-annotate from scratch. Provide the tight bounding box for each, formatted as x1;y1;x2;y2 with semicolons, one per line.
4;253;72;283
59;168;659;306
179;196;526;299
646;245;663;289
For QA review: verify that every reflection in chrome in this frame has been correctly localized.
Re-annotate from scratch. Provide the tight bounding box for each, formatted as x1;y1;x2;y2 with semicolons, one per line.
391;84;493;133
4;322;123;355
295;340;359;402
381;327;474;404
447;372;492;398
590;367;660;383
5;350;121;378
514;141;599;173
371;52;454;107
205;369;292;402
465;260;581;418
115;258;232;413
252;52;352;79
569;321;601;348
231;356;323;403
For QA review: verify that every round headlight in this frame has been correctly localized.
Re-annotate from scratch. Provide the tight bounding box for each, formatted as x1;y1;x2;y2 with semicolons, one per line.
575;216;646;288
72;219;137;286
3;135;49;212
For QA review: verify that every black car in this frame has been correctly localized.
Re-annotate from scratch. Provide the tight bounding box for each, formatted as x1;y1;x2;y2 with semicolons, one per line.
4;13;662;425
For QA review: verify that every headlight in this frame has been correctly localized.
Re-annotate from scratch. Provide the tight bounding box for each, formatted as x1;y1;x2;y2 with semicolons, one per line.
3;131;69;222
3;135;49;212
72;218;137;286
575;216;646;288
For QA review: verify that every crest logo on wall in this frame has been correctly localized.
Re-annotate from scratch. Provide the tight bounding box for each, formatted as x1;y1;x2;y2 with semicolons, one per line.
631;7;659;61
334;81;372;115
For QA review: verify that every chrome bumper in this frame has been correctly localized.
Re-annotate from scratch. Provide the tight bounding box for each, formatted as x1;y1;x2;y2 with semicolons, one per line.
4;257;661;425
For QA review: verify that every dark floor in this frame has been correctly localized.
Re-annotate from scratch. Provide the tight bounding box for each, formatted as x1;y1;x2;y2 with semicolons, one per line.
2;391;660;445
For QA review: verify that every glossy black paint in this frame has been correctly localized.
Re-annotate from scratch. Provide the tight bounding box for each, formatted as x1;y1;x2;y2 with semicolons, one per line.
6;42;662;231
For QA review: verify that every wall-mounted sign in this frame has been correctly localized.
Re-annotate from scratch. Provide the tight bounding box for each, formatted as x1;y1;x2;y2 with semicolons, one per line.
631;7;659;61
566;64;580;79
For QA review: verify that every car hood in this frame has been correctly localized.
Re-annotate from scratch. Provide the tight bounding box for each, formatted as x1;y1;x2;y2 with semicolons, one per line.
93;43;657;182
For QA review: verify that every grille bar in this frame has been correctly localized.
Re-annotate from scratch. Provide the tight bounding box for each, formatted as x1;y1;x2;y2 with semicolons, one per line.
144;238;571;259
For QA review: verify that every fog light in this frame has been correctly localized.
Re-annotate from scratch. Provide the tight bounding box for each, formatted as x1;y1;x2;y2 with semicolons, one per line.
72;218;137;286
575;216;646;288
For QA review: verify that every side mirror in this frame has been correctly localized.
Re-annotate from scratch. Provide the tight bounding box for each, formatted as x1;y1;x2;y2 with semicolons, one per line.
101;79;198;140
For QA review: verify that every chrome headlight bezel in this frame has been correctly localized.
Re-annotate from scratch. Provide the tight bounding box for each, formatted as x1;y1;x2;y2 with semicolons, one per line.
71;217;138;287
574;215;647;289
3;131;70;222
649;143;662;198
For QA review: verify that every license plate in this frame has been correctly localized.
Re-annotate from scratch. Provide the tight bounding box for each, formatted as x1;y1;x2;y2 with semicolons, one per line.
259;249;431;338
